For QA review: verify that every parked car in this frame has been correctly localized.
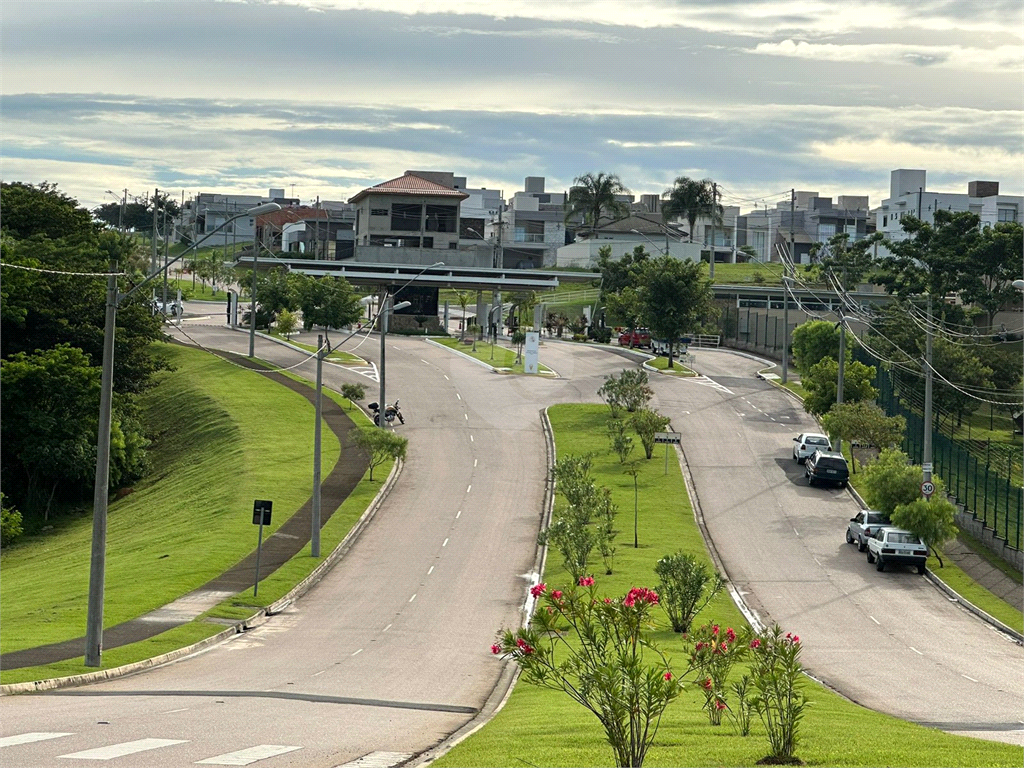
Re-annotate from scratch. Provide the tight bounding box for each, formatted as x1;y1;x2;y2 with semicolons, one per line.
866;526;929;574
846;510;890;551
792;432;831;464
805;449;849;487
618;328;652;348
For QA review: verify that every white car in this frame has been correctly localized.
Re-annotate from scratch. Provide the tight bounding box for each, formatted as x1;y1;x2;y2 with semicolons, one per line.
866;526;929;574
793;432;831;464
846;510;889;551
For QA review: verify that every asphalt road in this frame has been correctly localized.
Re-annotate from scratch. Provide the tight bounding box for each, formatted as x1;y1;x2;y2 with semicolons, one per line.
649;348;1024;746
2;328;1021;766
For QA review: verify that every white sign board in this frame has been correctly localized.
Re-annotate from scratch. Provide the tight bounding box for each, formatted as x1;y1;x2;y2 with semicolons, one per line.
524;332;540;374
921;481;935;498
654;431;682;444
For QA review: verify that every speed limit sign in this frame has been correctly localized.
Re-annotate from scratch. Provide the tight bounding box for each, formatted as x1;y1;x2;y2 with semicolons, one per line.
921;481;935;498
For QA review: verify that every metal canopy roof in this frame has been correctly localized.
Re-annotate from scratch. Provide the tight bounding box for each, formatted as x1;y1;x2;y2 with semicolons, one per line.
235;256;597;292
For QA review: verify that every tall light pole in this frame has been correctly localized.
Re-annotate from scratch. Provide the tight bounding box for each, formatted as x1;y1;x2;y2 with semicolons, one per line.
84;201;280;667
374;261;444;429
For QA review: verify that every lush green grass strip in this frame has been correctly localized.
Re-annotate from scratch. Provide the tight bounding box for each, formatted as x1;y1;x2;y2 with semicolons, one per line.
0;343;339;658
265;332;365;364
435;404;1020;767
433;338;553;374
648;356;697;376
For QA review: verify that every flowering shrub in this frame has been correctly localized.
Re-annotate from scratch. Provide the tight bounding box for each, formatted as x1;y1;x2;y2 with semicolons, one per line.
748;625;806;763
654;551;723;633
688;623;750;725
493;579;688;768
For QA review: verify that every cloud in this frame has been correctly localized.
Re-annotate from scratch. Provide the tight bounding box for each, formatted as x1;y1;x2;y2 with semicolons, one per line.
811;137;1024;180
606;140;696;149
751;39;1023;72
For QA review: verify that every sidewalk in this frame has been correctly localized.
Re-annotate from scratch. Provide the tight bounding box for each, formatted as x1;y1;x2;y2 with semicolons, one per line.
0;346;368;671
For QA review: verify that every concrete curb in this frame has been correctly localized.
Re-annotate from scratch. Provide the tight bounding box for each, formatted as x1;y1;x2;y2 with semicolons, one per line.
0;458;404;697
758;364;1023;645
423;337;560;378
409;408;557;767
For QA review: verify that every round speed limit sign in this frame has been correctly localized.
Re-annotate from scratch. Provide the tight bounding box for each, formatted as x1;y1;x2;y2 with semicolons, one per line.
921;481;935;498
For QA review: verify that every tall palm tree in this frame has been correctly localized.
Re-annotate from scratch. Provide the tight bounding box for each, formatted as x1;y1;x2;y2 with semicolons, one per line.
565;172;631;236
662;177;722;242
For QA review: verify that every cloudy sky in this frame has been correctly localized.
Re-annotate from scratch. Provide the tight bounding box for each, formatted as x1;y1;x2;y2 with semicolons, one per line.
2;0;1021;213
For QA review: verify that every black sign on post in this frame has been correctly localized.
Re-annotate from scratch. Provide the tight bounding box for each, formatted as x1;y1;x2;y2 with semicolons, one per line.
253;499;273;526
252;500;273;597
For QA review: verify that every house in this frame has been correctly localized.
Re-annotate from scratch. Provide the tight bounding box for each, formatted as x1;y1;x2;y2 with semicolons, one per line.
736;193;872;264
179;188;299;247
556;213;699;268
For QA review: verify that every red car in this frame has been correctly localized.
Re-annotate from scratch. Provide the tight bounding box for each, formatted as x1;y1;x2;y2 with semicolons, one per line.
618;328;651;348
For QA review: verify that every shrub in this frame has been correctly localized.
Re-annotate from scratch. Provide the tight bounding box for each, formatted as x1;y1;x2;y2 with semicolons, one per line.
655;551;723;633
631;408;670;459
606;419;634;464
1;492;24;546
860;448;941;514
749;625;806;763
689;623;750;725
351;428;407;480
891;496;958;567
340;382;366;410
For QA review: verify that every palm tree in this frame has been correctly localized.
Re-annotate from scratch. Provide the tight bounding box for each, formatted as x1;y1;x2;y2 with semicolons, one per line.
565;172;631;236
662;177;721;242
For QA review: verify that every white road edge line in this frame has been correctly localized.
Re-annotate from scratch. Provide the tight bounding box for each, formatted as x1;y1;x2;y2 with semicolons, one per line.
352;648;363;655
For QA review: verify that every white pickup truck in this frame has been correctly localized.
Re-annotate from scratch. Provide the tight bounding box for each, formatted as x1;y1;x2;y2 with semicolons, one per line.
846;510;889;552
866;526;929;574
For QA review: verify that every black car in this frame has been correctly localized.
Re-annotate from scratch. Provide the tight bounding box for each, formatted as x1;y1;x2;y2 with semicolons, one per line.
805;449;849;487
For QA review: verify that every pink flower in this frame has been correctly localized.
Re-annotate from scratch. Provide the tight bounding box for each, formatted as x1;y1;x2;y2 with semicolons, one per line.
750;638;762;649
624;587;660;607
720;642;729;653
725;628;736;643
490;644;502;655
579;576;595;587
521;644;534;655
695;641;706;651
792;635;800;644
715;699;726;711
702;677;713;690
712;624;720;636
530;583;546;597
603;597;612;604
551;590;563;601
663;672;672;681
785;632;792;640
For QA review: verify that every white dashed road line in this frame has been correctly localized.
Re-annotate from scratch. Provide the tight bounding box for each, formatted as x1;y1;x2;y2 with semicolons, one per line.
870;616;880;625
443;538;449;547
409;594;416;603
427;565;434;575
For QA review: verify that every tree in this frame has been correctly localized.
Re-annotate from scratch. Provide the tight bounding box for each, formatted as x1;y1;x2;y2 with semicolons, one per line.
638;255;717;369
598;244;649;299
511;329;526;364
275;308;298;338
661;177;720;243
620;369;654;412
1;181;98;241
1;492;24;547
960;221;1024;330
606;419;635;464
891;497;958;567
630;408;670;460
340;382;366;410
493;579;685;768
454;291;473;340
565;172;631;235
297;275;363;345
655;552;723;633
821;402;905;469
858;448;935;515
790;320;846;378
801;357;877;417
805;231;881;288
352;428;407;481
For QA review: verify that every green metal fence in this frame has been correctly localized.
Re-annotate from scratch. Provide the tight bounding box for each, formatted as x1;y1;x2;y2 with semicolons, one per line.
871;351;1022;551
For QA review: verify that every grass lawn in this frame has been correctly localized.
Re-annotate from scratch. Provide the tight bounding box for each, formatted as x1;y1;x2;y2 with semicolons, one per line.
0;343;341;680
169;278;231;302
648;356;697;376
434;404;1021;767
433;337;553;374
265;332;366;364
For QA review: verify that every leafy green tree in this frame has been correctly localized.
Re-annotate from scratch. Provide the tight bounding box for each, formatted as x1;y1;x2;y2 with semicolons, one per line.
655;552;723;633
805;231;882;288
620;369;654;412
352;428;407;480
638;255;717;368
661;176;720;242
454;290;473;340
802;357;877;417
630;408;670;460
859;448;940;515
960;220;1024;330
1;181;97;241
876;210;979;302
565;172;631;235
820;402;906;467
297;275;363;344
931;337;993;428
606;419;635;464
276;308;298;338
891;497;958;567
1;492;24;546
340;382;366;410
790;320;847;378
511;328;526;364
598;244;649;299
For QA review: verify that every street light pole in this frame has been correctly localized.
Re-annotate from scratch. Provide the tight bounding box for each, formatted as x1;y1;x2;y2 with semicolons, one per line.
248;225;260;358
312;334;324;558
84;201;279;667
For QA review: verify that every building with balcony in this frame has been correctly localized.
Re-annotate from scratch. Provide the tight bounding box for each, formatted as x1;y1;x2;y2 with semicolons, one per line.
496;177;570;268
179;188;299;247
555;213;700;268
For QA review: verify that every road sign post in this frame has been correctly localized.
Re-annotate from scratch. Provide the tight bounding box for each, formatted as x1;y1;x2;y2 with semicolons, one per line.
654;431;682;475
252;500;273;596
920;481;935;499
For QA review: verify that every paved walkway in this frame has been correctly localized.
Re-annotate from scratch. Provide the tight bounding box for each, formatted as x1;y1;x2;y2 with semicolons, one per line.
1;346;368;670
943;537;1023;613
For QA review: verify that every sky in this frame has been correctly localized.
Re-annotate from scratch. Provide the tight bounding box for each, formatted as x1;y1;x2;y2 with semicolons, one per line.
2;0;1022;214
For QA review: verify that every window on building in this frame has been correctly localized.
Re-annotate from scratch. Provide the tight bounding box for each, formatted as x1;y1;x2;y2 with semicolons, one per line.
425;205;458;233
370;208;389;216
391;204;422;231
448;242;458;250
422;237;434;249
998;208;1017;222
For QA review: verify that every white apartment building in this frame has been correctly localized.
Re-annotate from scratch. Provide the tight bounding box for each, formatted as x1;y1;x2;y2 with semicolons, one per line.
179;188;299;247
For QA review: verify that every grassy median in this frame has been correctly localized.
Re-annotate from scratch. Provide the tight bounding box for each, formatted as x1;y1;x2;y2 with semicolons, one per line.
433;337;553;374
435;404;1021;767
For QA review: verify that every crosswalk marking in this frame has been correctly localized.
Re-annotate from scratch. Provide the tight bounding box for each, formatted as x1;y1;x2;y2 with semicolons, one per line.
0;732;73;748
333;752;413;768
59;738;187;760
197;744;301;765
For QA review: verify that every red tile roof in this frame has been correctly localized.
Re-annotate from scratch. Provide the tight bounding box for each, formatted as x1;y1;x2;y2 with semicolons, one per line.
348;173;469;204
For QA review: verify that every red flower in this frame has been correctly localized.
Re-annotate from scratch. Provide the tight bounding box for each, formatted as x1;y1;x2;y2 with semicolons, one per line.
712;624;720;635
551;590;563;600
715;699;727;710
521;644;534;655
663;672;672;681
725;628;736;642
603;597;612;604
530;583;546;597
785;632;792;640
792;635;800;644
579;576;595;586
750;638;762;649
720;642;729;653
695;641;706;651
702;677;713;690
490;644;502;655
624;587;660;607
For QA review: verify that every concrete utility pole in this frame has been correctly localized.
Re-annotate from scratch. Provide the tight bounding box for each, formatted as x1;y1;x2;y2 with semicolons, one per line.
249;235;259;358
836;313;846;454
378;294;391;429
780;189;796;384
923;294;934;490
151;188;159;275
312;334;324;557
708;182;718;281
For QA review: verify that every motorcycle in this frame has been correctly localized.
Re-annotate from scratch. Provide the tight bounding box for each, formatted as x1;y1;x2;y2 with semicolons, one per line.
368;399;404;426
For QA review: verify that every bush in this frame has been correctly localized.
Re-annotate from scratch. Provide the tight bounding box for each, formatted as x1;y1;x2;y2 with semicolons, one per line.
572;333;587;342
588;326;613;344
860;448;940;515
631;408;670;459
340;383;366;409
1;492;24;546
655;551;723;633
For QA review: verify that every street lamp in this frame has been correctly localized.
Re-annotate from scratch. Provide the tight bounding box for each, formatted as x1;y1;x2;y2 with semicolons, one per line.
375;262;444;429
84;200;280;668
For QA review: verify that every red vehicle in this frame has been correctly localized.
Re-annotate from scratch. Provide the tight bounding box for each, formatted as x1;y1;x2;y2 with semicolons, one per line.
617;328;651;348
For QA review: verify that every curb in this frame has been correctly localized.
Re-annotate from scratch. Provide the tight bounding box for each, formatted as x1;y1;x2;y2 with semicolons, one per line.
227;325;369;367
423;338;560;378
408;408;557;767
0;458;404;697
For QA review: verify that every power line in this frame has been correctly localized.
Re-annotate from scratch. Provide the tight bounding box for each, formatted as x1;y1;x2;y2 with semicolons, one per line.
0;262;125;277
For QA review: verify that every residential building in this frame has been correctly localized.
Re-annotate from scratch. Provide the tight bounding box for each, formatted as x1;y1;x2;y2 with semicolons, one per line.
498;177;570;268
179;188;299;247
736;193;872;264
556;213;699;268
268;203;357;260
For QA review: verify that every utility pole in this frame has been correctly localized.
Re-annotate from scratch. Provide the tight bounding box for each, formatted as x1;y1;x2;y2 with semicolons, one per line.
836;313;846;454
151;188;159;275
708;182;717;281
780;189;796;384
378;294;390;429
495;205;503;269
249;234;258;358
923;294;934;490
789;188;795;269
312;334;324;557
